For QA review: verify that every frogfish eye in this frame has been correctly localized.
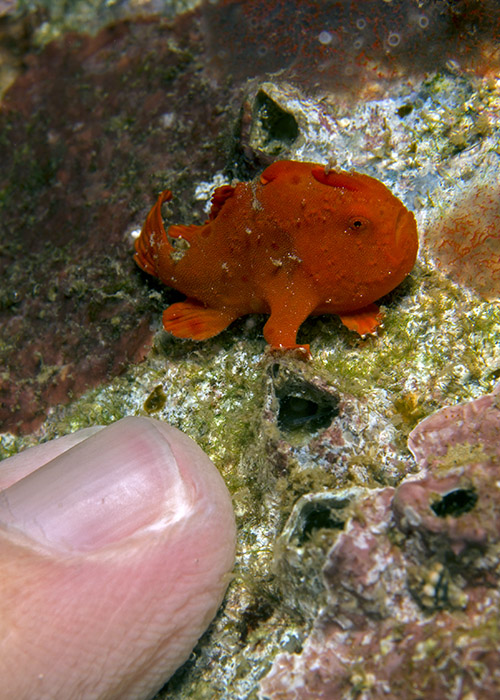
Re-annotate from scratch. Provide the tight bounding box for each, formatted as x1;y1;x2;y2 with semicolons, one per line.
346;216;370;233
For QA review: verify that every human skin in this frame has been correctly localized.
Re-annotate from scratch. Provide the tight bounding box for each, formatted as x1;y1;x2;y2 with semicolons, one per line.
0;416;236;699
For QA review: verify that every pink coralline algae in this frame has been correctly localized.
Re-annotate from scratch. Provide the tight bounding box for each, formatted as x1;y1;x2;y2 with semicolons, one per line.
260;384;500;699
394;383;500;557
425;185;500;302
407;382;500;467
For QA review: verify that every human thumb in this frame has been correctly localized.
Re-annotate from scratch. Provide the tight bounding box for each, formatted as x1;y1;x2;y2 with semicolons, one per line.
0;416;236;699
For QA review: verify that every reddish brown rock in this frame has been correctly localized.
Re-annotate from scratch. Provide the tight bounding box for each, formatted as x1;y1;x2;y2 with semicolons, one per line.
0;14;239;434
203;0;500;95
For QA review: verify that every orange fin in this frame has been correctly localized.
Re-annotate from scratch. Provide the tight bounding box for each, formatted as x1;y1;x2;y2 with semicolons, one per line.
163;300;236;340
339;303;384;336
209;185;236;220
167;223;203;243
134;189;172;275
311;167;364;192
260;160;295;185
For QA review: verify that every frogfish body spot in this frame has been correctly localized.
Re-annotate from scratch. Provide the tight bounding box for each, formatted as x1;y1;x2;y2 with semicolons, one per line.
134;160;418;354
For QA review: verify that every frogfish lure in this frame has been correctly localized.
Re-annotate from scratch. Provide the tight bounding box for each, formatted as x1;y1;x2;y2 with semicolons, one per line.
134;160;418;354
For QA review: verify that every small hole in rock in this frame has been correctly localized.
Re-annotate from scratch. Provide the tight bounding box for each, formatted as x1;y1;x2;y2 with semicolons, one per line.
239;599;274;643
254;90;299;148
397;103;413;117
430;488;478;518
277;395;337;432
298;503;344;544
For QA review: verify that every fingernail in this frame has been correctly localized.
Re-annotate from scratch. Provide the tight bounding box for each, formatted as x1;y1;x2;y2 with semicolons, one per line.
0;425;105;490
0;417;190;553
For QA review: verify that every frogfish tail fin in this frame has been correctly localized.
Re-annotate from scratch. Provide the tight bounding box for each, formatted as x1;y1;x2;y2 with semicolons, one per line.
134;189;173;276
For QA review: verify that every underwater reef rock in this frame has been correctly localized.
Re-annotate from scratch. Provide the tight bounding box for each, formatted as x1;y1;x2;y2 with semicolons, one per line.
260;596;500;700
0;14;239;434
260;385;500;699
236;83;302;173
203;0;500;95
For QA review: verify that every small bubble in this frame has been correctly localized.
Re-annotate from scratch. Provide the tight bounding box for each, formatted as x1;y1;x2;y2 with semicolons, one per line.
418;15;429;29
353;37;364;50
356;18;366;30
387;32;401;47
318;30;333;45
257;45;268;57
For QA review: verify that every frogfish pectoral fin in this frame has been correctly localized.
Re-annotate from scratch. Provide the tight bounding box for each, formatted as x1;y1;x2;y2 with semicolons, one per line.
262;316;311;356
162;300;237;340
338;303;384;336
262;299;317;357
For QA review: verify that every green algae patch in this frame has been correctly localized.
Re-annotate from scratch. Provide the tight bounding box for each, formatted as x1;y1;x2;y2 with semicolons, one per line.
318;265;500;433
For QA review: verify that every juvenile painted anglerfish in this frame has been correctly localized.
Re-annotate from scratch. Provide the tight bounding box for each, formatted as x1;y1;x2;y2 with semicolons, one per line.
134;160;418;353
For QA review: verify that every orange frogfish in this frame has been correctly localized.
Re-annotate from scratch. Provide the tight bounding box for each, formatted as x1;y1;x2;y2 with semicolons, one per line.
134;160;418;353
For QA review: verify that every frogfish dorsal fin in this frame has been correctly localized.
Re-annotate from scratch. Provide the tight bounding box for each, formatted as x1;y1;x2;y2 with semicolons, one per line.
209;185;237;220
311;167;365;192
260;160;297;185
